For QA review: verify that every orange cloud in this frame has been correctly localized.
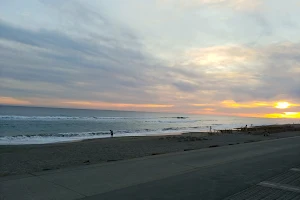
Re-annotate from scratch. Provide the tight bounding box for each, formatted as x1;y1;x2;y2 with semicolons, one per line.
1;96;299;119
221;100;300;109
202;108;216;112
191;100;300;119
188;110;300;119
0;96;31;105
264;112;300;119
221;100;269;108
0;96;174;110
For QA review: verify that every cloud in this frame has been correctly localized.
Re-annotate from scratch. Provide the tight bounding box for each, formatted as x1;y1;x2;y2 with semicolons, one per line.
1;18;299;112
221;100;269;108
182;45;257;68
221;100;300;109
192;103;214;107
172;80;199;92
0;96;173;111
0;21;89;52
264;112;300;119
174;43;300;102
159;0;261;11
0;15;160;104
202;108;216;112
0;0;299;118
0;97;31;105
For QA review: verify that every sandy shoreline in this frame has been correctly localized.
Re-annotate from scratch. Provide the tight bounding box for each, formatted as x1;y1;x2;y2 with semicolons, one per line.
1;124;300;177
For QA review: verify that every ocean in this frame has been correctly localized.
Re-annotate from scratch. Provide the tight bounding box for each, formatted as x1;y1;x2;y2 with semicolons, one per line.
0;105;298;145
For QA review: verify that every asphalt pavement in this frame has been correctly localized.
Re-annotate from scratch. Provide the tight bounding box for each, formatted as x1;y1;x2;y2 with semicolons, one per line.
1;136;300;200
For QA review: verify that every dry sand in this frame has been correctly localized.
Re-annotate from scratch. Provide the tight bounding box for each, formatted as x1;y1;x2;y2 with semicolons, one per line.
1;127;300;177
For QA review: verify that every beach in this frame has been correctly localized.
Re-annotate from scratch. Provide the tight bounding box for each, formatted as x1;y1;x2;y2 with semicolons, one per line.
1;124;300;177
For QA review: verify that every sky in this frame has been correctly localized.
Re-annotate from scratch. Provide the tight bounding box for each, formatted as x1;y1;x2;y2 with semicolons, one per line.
0;0;300;118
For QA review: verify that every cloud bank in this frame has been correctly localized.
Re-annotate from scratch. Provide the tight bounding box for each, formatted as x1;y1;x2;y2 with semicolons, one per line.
0;0;299;118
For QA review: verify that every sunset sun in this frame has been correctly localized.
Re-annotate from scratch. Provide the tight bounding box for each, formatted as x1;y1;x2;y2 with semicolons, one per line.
275;102;290;109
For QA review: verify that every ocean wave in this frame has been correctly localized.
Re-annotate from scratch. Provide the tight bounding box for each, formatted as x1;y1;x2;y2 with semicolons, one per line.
0;131;118;145
0;115;209;125
0;115;192;121
0;135;106;145
0;126;210;145
160;116;189;119
0;115;141;121
144;120;200;124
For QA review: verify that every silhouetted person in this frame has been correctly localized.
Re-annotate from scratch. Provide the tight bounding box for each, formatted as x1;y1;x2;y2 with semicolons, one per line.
110;130;114;137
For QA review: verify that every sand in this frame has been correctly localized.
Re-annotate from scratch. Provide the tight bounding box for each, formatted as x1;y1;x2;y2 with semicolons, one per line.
1;127;300;177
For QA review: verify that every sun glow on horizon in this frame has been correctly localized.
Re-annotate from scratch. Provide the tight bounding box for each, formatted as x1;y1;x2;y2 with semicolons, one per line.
1;96;299;118
221;100;269;108
265;112;300;119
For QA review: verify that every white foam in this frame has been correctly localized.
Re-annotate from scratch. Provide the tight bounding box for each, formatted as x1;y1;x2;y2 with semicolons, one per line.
0;115;194;122
0;126;209;145
0;135;107;145
0;115;142;121
0;121;278;145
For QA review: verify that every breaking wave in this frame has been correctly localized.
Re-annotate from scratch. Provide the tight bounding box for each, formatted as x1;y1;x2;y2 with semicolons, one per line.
0;126;209;145
0;115;192;121
0;115;215;125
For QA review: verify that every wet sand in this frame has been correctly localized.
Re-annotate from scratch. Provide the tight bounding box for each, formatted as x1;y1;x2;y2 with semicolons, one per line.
1;125;300;177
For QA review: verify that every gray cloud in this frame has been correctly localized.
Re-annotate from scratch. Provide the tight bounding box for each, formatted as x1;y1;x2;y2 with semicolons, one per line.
1;16;299;107
166;43;300;104
172;81;199;92
0;0;299;112
0;12;169;105
0;22;87;52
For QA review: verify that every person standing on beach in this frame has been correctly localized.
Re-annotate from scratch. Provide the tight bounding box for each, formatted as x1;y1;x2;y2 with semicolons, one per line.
110;130;114;137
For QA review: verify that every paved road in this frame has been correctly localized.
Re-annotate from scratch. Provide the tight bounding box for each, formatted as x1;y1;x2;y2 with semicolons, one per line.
1;136;300;200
